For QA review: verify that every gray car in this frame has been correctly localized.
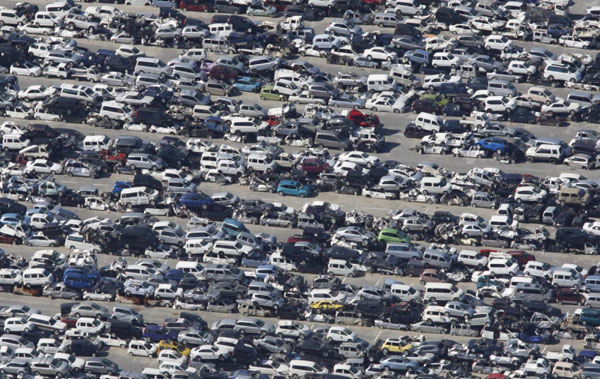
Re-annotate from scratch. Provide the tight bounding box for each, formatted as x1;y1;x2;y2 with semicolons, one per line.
71;303;110;319
402;217;434;233
233;318;276;337
0;358;30;377
307;83;340;100
450;324;480;337
111;305;143;325
43;283;81;300
252;336;291;354
392;34;424;50
126;153;165;171
471;192;498;209
30;356;70;377
84;358;119;375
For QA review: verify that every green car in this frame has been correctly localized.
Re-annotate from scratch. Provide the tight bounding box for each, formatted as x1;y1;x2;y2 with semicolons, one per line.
378;228;411;243
420;93;450;107
260;86;287;101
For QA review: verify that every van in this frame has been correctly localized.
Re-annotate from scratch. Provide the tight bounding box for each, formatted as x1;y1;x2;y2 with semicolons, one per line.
129;340;157;357
192;104;219;121
558;187;590;206
487;80;516;97
420;176;452;195
113;135;145;154
123;265;156;281
567;91;594;107
209;23;233;37
45;2;72;17
246;154;277;173
126;153;165;171
327;258;358;277
205;79;233;96
184;239;212;258
2;134;30;151
82;135;111;152
424;282;464;302
314;130;351;150
385;243;422;260
22;268;54;288
375;12;401;27
390;283;421;302
119;186;160;207
587;293;600;308
552;268;582;289
422;249;453;270
221;218;248;238
65;233;101;253
553;361;582;379
134;57;172;77
513;283;552;303
200;264;245;283
34;11;59;27
584;363;600;379
60;84;98;103
367;74;398;93
390;66;420;87
414;112;442;132
288;360;328;377
269;251;298;271
509;275;534;288
585;276;600;293
202;37;232;53
99;101;134;122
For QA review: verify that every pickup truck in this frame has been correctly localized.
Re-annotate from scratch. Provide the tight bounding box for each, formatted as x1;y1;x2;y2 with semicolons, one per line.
459;112;490;130
18;144;51;159
522;358;551;376
43;63;71;79
544;344;575;362
71;67;101;82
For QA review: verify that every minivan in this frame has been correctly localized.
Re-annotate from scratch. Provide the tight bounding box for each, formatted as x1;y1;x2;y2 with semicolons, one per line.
567;91;594;107
375;12;401;27
367;74;398;93
487;80;517;97
119;186;160;207
288;360;329;376
424;282;464;302
414;112;442;132
99;101;134;122
2;134;30;151
422;249;453;270
585;276;600;293
126;153;165;171
82;135;111;152
420;176;452;195
327;258;358;277
22;268;54;288
314;130;351;150
246;154;277;173
134;57;172;77
385;243;421;260
202;37;232;53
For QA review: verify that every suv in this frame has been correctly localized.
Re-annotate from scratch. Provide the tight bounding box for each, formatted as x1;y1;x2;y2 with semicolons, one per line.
525;144;567;164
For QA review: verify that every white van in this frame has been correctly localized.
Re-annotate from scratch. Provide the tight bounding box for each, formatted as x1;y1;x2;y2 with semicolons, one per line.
128;340;157;357
184;239;213;258
2;134;31;151
82;135;111;152
64;233;101;253
246;154;277;173
390;283;422;302
327;258;358;277
134;57;172;77
424;282;465;303
22;268;54;288
367;74;398;93
119;186;160;207
552;268;582;289
422;305;453;324
269;251;298;271
99;101;134;122
390;66;420;87
414;112;443;132
420;176;452;195
175;261;203;277
288;360;329;377
209;23;233;37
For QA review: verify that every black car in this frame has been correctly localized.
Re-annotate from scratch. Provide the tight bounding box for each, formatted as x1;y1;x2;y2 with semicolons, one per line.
68;339;104;357
404;125;432;139
110;320;142;340
323;246;360;261
103;55;135;73
133;174;163;192
509;107;536;124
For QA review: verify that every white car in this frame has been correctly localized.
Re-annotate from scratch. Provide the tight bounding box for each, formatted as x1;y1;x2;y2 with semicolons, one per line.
338;151;379;167
25;159;63;175
584;221;600;236
75;317;106;335
514;186;547;203
116;44;145;59
362;47;398;62
507;60;537;76
158;349;187;366
28;42;51;58
541;100;581;115
559;35;590;49
422;74;461;90
5;104;33;119
484;34;513;51
424;36;455;51
483;96;516;113
18;85;53;101
365;96;406;113
432;52;462;68
9;62;42;77
470;16;505;32
190;344;232;361
149;125;181;135
17;23;54;35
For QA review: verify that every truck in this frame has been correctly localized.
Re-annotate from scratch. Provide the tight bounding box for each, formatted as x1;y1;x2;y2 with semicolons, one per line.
459;112;490;130
280;15;303;32
42;63;71;79
18;144;52;160
544;344;575;362
522;358;551;376
71;67;101;82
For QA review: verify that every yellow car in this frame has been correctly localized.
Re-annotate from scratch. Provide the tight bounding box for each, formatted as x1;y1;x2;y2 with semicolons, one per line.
157;340;190;356
310;300;344;313
381;338;413;355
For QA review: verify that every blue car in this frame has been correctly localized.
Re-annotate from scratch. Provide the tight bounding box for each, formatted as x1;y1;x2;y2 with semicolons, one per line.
64;265;100;282
179;192;213;210
547;23;571;38
380;357;419;373
142;324;178;342
204;116;227;134
64;272;94;290
233;76;262;92
165;269;184;283
0;213;23;226
276;180;313;197
475;137;510;154
112;181;132;195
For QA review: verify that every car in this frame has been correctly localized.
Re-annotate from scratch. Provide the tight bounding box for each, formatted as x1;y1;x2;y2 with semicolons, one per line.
233;76;262;92
10;62;42;77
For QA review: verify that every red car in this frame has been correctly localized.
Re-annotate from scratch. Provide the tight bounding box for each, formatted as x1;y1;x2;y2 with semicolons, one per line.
179;0;213;11
0;234;19;245
265;0;287;11
99;149;127;165
347;109;380;129
556;288;585;305
301;158;329;175
61;316;78;328
209;66;239;81
506;250;535;267
478;249;498;257
266;115;280;127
